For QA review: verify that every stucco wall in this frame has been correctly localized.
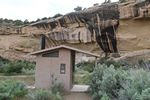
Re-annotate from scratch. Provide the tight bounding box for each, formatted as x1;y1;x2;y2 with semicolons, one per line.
35;48;72;91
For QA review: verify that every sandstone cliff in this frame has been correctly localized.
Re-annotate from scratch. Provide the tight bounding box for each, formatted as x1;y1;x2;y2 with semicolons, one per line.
0;0;150;60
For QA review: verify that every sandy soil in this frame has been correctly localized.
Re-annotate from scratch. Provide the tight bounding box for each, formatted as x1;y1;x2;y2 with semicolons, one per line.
65;93;92;100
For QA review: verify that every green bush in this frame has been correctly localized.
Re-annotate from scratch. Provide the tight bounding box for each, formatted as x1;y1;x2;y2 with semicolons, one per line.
140;88;150;100
51;83;64;96
28;86;64;100
0;80;28;100
2;60;35;75
101;93;111;100
98;58;123;68
51;74;65;96
28;75;64;100
21;68;35;75
137;59;150;70
3;62;23;75
89;64;128;100
89;64;150;100
0;57;9;65
74;70;90;85
118;69;150;100
28;89;52;100
76;61;95;73
19;60;35;70
0;57;9;73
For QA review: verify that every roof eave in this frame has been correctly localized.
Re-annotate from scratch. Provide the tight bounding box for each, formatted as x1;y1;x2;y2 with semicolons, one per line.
29;45;99;58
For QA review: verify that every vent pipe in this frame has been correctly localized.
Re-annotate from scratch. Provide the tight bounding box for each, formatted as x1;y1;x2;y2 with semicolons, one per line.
40;34;46;50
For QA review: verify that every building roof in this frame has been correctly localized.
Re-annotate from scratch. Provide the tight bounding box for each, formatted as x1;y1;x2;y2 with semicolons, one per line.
30;45;99;57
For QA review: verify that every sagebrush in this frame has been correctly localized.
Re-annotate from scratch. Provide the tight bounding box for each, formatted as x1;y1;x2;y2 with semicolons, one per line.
0;80;28;100
89;64;150;100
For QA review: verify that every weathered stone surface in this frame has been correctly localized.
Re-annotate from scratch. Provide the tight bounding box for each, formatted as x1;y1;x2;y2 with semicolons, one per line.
0;0;150;60
119;0;150;19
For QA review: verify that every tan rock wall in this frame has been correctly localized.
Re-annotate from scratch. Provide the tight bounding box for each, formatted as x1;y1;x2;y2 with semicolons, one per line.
0;25;21;34
117;19;150;51
21;26;49;35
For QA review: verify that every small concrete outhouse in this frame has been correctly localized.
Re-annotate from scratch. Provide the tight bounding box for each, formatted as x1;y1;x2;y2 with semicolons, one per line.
30;45;99;91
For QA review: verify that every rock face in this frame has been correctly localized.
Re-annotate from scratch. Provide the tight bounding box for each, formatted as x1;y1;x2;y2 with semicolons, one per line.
0;25;22;35
31;3;120;54
0;0;150;60
28;0;150;53
119;0;150;19
0;34;39;60
21;25;49;35
118;19;150;51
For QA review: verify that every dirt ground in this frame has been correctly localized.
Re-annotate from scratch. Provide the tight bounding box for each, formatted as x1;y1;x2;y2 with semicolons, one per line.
65;93;92;100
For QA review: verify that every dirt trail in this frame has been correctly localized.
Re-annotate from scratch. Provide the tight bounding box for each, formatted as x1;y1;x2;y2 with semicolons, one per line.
65;93;92;100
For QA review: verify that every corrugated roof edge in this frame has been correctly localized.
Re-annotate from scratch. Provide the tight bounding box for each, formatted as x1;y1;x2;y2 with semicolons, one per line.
29;45;99;57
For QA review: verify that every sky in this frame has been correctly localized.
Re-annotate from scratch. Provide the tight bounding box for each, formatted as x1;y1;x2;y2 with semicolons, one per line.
0;0;118;21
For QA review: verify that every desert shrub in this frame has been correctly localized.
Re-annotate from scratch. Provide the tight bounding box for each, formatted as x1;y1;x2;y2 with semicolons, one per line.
76;61;95;73
28;85;64;100
50;92;63;100
98;58;124;68
74;70;90;84
19;60;35;70
51;74;65;96
28;89;52;100
137;59;150;70
101;93;111;100
28;75;64;100
0;80;28;100
75;59;127;73
51;83;64;96
21;68;35;75
89;64;129;100
3;62;23;75
50;82;64;100
0;57;9;73
90;63;150;100
140;88;150;100
0;57;9;66
2;60;35;75
118;69;150;100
